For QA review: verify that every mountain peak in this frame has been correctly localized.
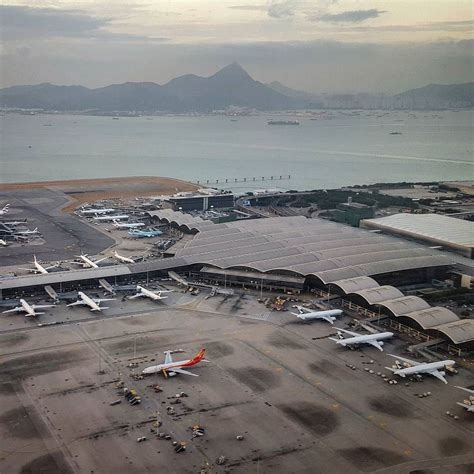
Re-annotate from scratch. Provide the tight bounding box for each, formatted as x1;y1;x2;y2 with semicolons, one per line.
211;62;253;81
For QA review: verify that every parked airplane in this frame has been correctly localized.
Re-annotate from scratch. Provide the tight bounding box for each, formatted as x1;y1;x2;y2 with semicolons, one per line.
19;255;57;274
0;204;10;215
128;228;163;238
291;305;343;324
129;285;172;301
142;348;206;377
93;214;129;222
386;354;455;384
330;328;394;351
2;298;55;317
67;291;115;311
112;220;146;229
0;220;26;227
455;386;474;412
113;251;135;264
75;254;108;268
0;239;7;246
15;227;40;235
81;208;115;215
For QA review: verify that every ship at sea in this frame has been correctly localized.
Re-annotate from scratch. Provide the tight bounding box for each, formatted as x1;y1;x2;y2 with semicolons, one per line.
267;120;300;126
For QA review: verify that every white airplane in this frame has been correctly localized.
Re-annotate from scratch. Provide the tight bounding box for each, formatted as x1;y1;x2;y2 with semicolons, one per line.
0;204;10;215
330;328;394;351
81;208;115;215
386;354;455;384
0;239;7;247
19;255;57;274
15;227;40;235
291;305;343;324
75;254;108;268
112;250;135;264
67;291;115;312
142;348;206;377
455;386;474;413
129;285;172;301
2;298;55;317
93;214;129;222
0;220;26;227
112;220;146;229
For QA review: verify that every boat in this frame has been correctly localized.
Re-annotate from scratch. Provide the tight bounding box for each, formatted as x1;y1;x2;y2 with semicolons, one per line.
267;120;300;126
390;131;402;135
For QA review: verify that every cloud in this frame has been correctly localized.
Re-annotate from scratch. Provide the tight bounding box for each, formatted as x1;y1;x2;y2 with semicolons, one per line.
229;5;268;11
314;9;386;23
267;1;298;19
0;5;168;42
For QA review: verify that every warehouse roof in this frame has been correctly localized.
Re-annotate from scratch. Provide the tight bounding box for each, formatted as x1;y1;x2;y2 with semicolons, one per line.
376;296;431;316
362;213;474;248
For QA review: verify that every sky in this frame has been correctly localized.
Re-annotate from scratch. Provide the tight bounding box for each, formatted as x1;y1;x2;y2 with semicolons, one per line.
0;0;473;93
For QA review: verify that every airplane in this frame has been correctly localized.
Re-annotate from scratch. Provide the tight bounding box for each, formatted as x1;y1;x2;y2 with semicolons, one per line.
112;220;146;229
67;291;116;311
142;348;206;377
291;305;343;324
329;327;394;351
81;208;116;215
93;214;129;222
0;239;7;246
15;227;40;235
0;220;26;227
112;250;135;264
128;228;163;238
386;354;455;384
455;386;474;412
2;298;55;317
0;204;10;215
75;254;108;268
128;285;172;301
19;255;57;274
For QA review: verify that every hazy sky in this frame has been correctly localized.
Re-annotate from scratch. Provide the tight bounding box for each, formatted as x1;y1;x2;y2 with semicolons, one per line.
1;1;473;93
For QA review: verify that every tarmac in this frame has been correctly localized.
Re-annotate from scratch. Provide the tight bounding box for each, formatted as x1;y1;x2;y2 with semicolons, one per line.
0;187;114;266
0;287;473;473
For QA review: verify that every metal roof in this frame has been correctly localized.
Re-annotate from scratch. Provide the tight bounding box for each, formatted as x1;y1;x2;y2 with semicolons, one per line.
433;320;474;344
403;307;459;329
362;213;474;248
148;209;214;231
376;296;431;316
329;276;380;294
349;286;404;305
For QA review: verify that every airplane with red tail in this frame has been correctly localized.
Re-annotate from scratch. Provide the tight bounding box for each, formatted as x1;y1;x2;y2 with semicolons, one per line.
142;348;207;377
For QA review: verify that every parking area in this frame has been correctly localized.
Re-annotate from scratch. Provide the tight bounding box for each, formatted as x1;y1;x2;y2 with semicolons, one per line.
1;290;472;473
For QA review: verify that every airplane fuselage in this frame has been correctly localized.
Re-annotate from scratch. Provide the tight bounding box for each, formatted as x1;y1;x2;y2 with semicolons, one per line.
142;359;192;375
138;286;162;300
20;299;36;316
78;291;102;311
337;332;393;346
297;309;342;321
34;261;49;274
394;360;455;377
79;256;99;268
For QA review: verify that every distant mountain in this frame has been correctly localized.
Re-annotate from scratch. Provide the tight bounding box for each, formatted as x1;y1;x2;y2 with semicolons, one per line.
392;83;474;108
1;66;472;112
0;63;303;112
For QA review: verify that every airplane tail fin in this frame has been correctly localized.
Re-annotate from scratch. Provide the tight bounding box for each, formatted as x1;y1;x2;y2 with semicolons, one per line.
189;348;206;364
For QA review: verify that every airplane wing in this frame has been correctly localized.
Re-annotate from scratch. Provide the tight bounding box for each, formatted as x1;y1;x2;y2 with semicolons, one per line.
171;367;198;377
128;293;144;299
387;353;418;366
366;339;384;351
164;351;173;364
67;301;86;307
335;327;359;336
428;369;448;384
321;315;335;324
32;304;56;309
456;402;474;412
297;306;312;313
94;298;116;303
94;257;108;264
2;307;20;314
18;267;35;272
455;386;474;395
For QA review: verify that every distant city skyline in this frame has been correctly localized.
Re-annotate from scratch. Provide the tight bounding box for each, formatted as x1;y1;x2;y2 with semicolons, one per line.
1;1;473;93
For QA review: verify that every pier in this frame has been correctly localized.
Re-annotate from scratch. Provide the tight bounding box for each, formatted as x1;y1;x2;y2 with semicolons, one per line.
195;175;291;185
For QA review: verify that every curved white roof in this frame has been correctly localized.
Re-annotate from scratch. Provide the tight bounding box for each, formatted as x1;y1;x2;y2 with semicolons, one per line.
403;307;459;329
434;320;474;344
349;286;404;305
377;296;431;316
